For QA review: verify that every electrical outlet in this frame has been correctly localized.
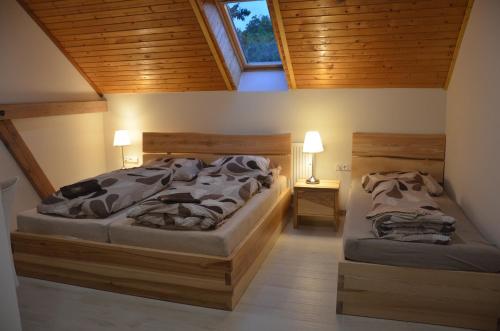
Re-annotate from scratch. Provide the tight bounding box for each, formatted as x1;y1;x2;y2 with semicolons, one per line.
124;156;139;164
336;163;351;172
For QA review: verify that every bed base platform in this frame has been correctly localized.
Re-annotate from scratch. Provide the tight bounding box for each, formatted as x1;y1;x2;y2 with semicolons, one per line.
337;260;500;331
12;132;293;310
12;188;291;310
338;133;500;331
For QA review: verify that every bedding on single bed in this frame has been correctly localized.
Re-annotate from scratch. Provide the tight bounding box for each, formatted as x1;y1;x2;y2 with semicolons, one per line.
37;166;174;218
362;172;455;244
344;178;500;272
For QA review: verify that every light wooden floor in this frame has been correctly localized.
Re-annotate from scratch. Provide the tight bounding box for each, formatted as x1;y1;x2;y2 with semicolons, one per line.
17;221;469;331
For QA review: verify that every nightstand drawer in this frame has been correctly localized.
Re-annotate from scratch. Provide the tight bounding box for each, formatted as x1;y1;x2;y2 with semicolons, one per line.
297;190;334;217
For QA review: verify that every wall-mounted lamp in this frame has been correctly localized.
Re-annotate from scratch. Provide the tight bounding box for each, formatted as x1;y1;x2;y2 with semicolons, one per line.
303;131;324;184
113;130;131;169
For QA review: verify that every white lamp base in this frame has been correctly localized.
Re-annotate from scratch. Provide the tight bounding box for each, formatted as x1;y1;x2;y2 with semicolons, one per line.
120;146;126;169
306;175;320;184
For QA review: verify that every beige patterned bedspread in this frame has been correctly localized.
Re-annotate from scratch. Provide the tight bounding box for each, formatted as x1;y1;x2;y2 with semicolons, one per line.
128;174;262;230
362;172;456;244
38;167;174;218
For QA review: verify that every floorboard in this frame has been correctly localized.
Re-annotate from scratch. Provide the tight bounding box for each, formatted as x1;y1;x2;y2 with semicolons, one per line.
17;220;470;331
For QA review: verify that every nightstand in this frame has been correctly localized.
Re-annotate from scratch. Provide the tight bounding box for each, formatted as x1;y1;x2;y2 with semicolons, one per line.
293;179;340;229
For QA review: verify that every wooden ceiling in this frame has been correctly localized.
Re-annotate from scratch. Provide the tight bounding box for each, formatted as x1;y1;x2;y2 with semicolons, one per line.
19;0;231;94
19;0;472;93
272;0;472;88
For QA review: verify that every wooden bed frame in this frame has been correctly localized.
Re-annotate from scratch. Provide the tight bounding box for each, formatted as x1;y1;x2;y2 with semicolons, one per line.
11;132;292;310
337;133;500;331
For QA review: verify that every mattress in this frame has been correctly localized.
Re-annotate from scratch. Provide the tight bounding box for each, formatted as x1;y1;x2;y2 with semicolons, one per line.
16;179;193;242
17;176;287;250
17;207;127;242
108;176;288;257
344;179;500;273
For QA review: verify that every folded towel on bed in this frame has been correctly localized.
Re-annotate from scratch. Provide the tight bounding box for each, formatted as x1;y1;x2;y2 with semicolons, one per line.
362;172;455;244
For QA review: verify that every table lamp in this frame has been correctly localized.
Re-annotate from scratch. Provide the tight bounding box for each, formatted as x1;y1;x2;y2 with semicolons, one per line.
303;131;324;184
113;130;131;169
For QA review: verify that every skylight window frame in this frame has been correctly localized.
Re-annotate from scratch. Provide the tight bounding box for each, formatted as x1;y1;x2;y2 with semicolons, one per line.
216;0;282;71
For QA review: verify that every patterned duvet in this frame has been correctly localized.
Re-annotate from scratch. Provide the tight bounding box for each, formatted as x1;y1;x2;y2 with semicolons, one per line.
128;155;277;231
38;155;277;231
38;167;174;218
362;171;456;244
128;174;262;230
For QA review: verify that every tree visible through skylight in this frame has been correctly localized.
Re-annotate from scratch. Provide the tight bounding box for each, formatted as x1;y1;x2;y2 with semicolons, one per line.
225;0;281;65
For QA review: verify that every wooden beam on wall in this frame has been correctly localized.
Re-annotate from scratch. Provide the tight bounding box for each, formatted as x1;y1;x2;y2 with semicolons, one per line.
0;100;107;120
189;0;234;90
444;0;474;89
269;0;296;89
0;120;55;199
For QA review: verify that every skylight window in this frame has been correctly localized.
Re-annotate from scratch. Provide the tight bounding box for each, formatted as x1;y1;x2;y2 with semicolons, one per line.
222;0;281;69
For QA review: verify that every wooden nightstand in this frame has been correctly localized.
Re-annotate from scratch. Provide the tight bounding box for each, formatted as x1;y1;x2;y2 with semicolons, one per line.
293;179;340;229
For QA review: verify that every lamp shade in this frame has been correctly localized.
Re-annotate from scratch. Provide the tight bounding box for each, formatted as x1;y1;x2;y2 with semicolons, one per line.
303;131;324;153
113;130;131;147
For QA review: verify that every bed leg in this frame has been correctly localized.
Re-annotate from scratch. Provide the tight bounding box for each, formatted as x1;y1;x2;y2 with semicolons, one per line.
336;301;343;314
336;274;344;314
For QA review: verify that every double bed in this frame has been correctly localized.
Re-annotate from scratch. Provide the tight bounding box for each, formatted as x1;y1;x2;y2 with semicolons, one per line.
337;133;500;331
11;132;292;310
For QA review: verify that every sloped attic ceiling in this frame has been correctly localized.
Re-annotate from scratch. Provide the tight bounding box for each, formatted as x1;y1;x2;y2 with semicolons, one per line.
272;0;472;88
19;0;472;92
19;0;230;94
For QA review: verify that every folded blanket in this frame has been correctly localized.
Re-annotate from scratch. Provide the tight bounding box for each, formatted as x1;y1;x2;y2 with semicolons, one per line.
38;167;174;218
128;173;263;231
362;172;455;244
372;214;456;244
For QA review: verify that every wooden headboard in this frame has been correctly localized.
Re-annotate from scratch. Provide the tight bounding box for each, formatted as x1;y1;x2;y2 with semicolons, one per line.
143;132;292;178
352;133;446;183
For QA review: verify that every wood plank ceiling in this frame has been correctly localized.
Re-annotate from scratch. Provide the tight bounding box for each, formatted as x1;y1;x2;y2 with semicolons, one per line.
19;0;472;92
19;0;230;94
275;0;472;88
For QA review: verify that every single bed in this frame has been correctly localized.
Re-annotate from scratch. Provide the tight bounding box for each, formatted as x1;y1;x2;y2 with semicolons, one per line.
337;133;500;331
344;178;500;272
11;132;292;310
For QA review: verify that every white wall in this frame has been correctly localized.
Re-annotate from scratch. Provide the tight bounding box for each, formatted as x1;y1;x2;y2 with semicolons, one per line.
0;0;106;228
445;0;500;246
104;88;446;207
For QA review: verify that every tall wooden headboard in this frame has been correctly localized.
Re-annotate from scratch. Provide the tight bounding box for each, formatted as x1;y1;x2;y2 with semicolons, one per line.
143;132;292;178
352;133;446;183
